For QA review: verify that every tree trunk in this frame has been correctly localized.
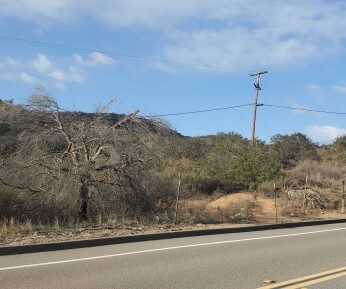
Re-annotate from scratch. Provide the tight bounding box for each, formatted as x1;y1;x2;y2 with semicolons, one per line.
79;178;89;221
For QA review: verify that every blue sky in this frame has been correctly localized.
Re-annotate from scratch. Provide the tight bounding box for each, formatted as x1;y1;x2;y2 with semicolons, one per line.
1;0;346;144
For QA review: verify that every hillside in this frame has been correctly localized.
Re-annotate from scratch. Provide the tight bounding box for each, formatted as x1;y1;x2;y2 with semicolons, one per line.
1;99;346;244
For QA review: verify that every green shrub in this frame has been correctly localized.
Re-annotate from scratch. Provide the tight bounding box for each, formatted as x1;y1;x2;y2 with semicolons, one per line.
270;133;319;168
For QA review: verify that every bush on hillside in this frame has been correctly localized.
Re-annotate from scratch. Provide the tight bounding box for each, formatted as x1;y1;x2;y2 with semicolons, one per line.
270;133;319;168
179;133;282;193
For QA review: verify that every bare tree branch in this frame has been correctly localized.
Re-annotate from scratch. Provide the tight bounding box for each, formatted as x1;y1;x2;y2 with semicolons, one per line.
0;176;44;193
113;110;140;129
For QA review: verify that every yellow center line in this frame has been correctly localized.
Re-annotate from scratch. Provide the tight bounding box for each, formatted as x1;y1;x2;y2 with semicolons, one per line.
284;271;346;289
257;266;346;289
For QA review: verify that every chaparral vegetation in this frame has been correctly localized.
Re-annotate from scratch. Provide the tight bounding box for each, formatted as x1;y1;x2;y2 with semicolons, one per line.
1;88;345;243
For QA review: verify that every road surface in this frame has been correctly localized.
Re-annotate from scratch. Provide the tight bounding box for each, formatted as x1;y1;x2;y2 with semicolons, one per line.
0;223;345;288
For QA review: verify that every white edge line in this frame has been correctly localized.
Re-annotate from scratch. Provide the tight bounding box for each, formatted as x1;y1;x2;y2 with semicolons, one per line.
0;227;345;271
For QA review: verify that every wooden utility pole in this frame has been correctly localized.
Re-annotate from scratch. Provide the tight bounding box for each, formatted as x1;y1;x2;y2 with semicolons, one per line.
274;182;278;223
175;174;181;224
342;180;345;214
249;71;268;144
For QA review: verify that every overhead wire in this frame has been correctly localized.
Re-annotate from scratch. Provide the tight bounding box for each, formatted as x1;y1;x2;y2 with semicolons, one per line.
262;104;346;115
0;35;248;75
144;103;346;118
144;103;254;118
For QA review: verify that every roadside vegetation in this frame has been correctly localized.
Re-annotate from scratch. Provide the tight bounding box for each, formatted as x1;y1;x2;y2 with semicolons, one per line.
1;89;346;244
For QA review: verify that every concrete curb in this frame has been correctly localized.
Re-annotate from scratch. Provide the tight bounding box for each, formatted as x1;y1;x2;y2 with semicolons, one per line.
1;218;345;256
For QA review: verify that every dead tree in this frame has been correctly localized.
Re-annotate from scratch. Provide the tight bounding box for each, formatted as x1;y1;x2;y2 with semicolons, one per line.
0;88;161;222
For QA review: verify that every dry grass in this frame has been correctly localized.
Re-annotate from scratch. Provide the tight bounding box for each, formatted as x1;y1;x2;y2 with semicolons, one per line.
285;160;346;189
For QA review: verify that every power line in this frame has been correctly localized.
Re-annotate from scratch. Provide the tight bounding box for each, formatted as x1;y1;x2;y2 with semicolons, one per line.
144;103;254;117
0;35;248;75
263;104;346;115
144;103;346;118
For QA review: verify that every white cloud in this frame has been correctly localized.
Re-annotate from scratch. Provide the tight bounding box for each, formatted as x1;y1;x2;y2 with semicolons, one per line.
95;1;202;29
72;54;83;65
95;0;346;70
163;29;322;70
49;69;66;81
73;52;115;67
0;57;23;69
332;85;346;94
307;125;346;144
2;1;346;71
0;53;90;87
0;58;26;82
0;0;202;28
68;66;85;83
31;54;52;74
0;0;73;23
30;54;84;83
19;72;42;85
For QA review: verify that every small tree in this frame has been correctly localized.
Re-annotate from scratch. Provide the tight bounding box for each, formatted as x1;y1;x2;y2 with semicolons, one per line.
270;133;319;168
331;135;346;163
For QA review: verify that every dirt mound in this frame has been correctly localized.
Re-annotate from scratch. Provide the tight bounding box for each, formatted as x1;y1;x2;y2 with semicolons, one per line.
205;193;255;211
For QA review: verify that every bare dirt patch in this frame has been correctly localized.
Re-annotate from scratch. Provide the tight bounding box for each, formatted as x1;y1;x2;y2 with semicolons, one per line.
252;195;343;223
252;197;280;223
205;193;255;211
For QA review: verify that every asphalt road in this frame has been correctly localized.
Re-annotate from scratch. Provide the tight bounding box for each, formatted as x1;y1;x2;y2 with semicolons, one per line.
0;223;345;289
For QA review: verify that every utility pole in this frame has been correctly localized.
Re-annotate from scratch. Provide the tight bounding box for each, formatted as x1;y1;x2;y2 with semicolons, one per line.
175;174;181;224
342;181;345;214
274;182;278;223
249;70;268;144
